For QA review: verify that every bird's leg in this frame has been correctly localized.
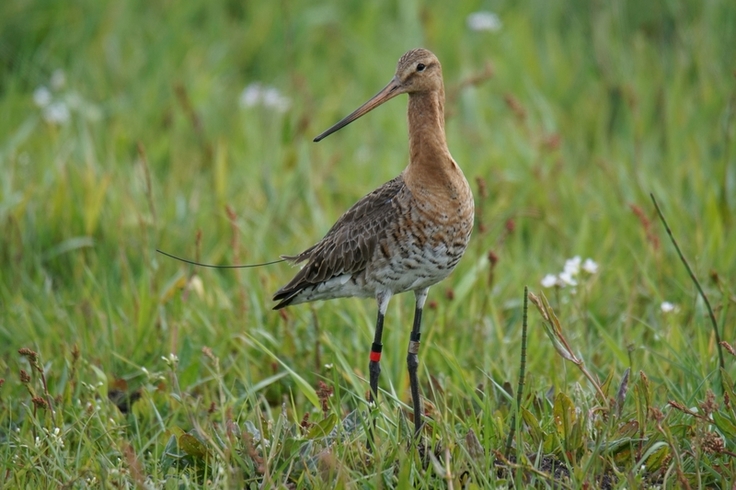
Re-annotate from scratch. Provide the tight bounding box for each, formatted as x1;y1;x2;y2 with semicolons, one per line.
368;314;386;406
367;291;392;448
408;288;429;438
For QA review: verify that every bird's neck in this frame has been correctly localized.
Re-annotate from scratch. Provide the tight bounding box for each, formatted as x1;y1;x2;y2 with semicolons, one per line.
407;89;449;166
404;88;465;196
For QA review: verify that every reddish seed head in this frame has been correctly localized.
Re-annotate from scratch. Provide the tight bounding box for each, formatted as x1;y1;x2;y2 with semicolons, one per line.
487;250;499;267
20;369;31;384
710;269;720;285
32;397;48;409
505;219;515;233
649;407;664;422
721;341;736;357
71;344;80;362
702;432;725;454
428;300;438;310
445;288;455;301
504;93;526;120
18;348;38;363
316;381;333;414
700;390;718;416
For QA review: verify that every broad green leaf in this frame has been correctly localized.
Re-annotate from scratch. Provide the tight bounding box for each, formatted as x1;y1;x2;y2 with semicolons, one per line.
179;433;209;460
307;413;338;439
553;392;576;443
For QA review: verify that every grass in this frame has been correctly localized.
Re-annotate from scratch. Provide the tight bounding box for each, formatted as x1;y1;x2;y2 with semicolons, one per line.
1;0;735;487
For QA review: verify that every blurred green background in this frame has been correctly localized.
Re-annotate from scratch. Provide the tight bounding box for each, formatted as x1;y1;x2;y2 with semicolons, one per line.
1;0;735;485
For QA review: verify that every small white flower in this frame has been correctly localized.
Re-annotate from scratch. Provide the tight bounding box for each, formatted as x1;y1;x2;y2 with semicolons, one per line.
33;86;52;108
50;427;65;448
661;301;678;313
43;101;70;124
582;258;598;274
563;256;582;276
558;271;578;287
239;83;290;112
262;87;291;112
50;69;66;90
467;11;502;32
541;274;558;288
162;353;179;367
239;83;262;107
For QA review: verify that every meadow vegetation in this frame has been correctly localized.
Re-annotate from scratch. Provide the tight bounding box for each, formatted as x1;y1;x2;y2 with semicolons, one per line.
1;0;735;487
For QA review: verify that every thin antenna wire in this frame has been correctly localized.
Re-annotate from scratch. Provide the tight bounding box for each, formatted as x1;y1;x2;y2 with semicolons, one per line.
156;248;285;269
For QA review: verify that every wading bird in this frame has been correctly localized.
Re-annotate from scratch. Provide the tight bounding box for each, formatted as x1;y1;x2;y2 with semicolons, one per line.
273;48;474;441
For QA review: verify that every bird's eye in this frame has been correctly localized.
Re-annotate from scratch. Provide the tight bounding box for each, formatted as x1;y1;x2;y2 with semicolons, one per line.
416;63;426;72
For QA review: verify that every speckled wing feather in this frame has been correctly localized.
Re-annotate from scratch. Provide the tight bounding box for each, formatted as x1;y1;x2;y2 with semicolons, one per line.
273;175;407;308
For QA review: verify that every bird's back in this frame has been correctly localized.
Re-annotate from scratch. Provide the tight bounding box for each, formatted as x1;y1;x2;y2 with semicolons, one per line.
273;166;473;309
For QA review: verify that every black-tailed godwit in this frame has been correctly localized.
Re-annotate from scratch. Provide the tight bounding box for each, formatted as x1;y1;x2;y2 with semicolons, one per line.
273;48;474;440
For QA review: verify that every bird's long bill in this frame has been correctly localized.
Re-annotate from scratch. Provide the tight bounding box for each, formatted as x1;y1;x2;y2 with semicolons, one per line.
313;76;402;142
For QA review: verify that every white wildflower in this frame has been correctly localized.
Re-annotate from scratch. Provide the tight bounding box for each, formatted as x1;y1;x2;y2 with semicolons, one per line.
541;274;558;288
162;353;179;368
467;11;502;32
542;255;597;289
261;86;291;112
239;83;262;107
563;256;582;276
239;83;290;113
582;258;598;274
50;427;65;448
558;271;578;287
43;101;70;124
661;301;678;313
33;86;52;108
